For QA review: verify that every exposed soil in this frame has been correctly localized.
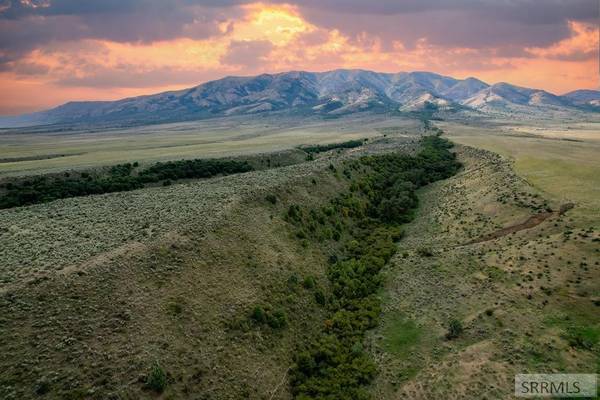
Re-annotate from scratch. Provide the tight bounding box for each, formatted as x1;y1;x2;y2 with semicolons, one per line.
465;203;574;245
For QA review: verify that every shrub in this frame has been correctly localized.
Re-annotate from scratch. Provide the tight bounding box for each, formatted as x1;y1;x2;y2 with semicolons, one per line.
314;289;326;305
34;379;51;395
287;274;299;287
167;301;183;315
146;362;167;393
287;205;302;222
332;230;341;241
303;276;316;289
250;306;287;330
267;309;287;329
251;306;266;324
417;247;434;257
446;319;464;340
265;194;277;204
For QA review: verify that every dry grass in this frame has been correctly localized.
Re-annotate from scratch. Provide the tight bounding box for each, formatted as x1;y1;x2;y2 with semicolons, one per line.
0;134;420;399
371;144;599;399
0;114;419;177
1;115;598;399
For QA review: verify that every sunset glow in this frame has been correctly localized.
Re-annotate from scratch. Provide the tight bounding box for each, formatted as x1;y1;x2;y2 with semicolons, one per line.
0;0;597;114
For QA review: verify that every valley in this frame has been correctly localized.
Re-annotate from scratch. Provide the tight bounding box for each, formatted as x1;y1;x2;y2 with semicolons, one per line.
1;0;598;397
0;114;598;399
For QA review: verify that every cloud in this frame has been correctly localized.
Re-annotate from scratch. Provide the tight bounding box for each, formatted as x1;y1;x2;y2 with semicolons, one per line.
298;7;574;50
289;0;597;23
526;21;599;61
55;64;221;88
1;0;596;49
0;0;598;114
0;1;236;65
221;40;273;69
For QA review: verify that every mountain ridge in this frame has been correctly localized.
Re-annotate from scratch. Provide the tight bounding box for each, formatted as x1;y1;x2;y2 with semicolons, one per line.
1;69;598;128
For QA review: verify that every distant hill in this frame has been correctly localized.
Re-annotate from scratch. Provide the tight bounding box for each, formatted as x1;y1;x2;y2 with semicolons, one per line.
562;89;600;109
462;82;571;112
1;70;597;128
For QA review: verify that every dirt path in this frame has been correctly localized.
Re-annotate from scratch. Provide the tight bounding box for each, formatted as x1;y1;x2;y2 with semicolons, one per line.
465;203;574;245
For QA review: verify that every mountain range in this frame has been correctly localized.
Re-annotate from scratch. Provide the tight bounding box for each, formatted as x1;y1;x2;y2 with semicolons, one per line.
1;70;599;128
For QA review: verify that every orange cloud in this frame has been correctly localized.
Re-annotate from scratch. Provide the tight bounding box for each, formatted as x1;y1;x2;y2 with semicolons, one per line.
526;21;598;61
0;2;598;114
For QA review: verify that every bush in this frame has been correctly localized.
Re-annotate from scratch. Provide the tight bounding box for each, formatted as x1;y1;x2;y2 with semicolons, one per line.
287;204;302;222
417;247;434;257
34;379;50;395
446;319;464;340
265;194;277;204
251;306;266;324
250;305;287;330
146;362;167;393
267;309;287;329
314;289;326;305
303;276;316;289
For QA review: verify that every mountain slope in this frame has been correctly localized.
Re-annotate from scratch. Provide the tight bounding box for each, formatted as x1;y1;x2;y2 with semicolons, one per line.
461;82;571;112
562;89;600;109
0;70;595;128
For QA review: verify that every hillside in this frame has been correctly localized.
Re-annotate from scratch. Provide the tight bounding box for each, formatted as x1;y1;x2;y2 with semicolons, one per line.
1;125;597;399
1;70;597;128
1;133;428;399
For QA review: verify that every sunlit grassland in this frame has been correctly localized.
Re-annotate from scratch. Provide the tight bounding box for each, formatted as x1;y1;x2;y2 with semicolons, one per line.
445;121;600;225
0;115;418;177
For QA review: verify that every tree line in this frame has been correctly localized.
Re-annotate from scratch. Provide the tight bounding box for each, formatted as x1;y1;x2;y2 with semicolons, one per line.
284;135;461;399
0;158;253;209
300;139;365;154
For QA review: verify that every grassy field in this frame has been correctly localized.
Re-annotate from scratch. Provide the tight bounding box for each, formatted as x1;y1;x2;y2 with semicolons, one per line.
372;143;599;399
444;121;600;226
0;114;419;177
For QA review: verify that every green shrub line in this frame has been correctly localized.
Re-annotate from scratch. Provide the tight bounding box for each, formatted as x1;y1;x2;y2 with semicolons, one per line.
299;139;366;155
0;158;253;209
286;135;460;399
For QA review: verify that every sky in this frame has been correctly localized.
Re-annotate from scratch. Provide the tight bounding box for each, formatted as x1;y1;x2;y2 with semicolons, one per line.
0;0;598;115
